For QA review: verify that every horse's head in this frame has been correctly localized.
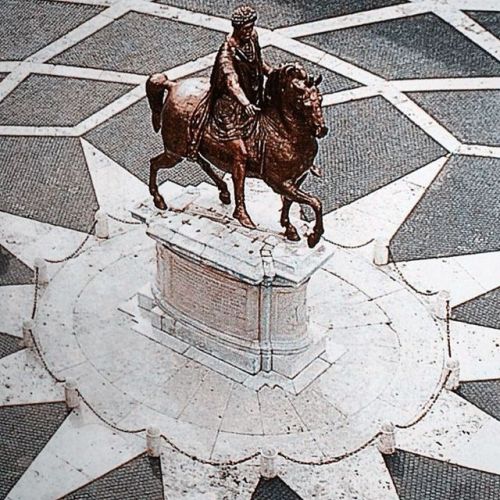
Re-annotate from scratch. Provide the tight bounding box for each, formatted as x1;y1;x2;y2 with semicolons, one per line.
265;63;328;139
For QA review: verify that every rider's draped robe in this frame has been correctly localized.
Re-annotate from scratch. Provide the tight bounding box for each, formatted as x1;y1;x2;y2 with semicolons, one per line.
187;32;265;159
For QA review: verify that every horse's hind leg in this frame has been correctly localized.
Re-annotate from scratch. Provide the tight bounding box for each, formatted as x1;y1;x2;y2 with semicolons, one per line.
280;174;307;241
149;151;181;210
197;155;231;205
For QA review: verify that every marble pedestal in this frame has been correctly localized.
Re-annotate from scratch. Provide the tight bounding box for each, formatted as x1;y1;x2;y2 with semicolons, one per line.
132;182;334;380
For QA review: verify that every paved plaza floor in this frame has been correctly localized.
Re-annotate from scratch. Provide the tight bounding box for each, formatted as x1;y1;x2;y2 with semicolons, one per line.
0;0;499;499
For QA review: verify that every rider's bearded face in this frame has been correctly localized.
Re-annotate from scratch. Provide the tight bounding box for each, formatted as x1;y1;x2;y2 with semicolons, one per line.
236;22;254;43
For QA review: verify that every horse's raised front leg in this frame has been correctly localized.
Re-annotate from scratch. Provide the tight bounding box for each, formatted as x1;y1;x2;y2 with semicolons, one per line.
228;140;256;229
280;174;307;242
197;155;231;205
149;151;181;210
278;180;323;248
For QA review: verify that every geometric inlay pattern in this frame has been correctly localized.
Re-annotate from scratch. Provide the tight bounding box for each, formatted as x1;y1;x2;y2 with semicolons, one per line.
0;75;134;127
0;137;99;233
452;288;500;330
408;90;500;146
456;380;500;421
0;402;69;499
300;14;500;79
156;0;406;29
251;477;303;500
304;96;445;214
50;12;222;75
390;156;500;261
0;245;32;286
0;0;103;60
466;11;500;39
0;332;23;360
384;449;500;500
61;454;164;500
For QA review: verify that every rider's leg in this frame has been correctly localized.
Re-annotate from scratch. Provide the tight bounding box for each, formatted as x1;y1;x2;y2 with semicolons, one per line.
228;139;255;229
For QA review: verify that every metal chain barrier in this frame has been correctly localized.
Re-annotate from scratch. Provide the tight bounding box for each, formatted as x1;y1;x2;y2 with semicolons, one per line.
325;236;375;250
387;247;438;297
31;268;39;320
77;390;147;435
278;434;380;466
107;213;141;225
45;220;97;264
160;434;259;466
445;299;452;357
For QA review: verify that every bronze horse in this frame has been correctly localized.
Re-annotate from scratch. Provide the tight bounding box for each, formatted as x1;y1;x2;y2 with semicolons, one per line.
146;63;328;248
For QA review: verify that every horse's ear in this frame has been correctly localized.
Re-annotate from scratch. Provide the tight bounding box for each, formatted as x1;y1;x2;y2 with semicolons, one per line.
314;74;323;86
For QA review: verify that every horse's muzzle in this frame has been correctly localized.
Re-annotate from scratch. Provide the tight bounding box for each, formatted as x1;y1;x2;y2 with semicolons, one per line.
316;125;329;138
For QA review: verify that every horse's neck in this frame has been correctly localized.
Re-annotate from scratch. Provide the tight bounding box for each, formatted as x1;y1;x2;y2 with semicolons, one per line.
262;107;312;147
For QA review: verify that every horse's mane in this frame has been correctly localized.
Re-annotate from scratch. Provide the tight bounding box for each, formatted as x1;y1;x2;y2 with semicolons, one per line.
264;64;291;109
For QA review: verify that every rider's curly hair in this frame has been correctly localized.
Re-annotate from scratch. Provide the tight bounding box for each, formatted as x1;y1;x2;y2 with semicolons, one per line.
231;5;257;27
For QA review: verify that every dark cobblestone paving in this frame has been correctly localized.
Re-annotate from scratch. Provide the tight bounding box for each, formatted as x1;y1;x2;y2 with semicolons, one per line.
390;156;500;261
385;449;500;500
0;332;23;360
251;477;303;499
0;245;32;286
300;14;500;80
0;402;69;499
85;98;212;187
452;287;500;330
156;0;406;29
304;96;445;214
50;12;222;75
0;0;103;61
62;454;163;500
456;380;500;421
466;11;500;39
0;137;99;233
0;74;7;82
408;90;500;146
0;75;134;128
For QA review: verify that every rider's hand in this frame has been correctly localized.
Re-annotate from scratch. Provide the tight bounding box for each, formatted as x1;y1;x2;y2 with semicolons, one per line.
245;104;261;117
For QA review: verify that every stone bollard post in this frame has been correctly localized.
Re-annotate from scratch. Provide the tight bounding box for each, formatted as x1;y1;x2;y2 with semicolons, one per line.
64;379;80;409
22;319;34;348
445;359;460;390
378;422;396;454
95;210;109;239
34;258;49;286
434;290;450;319
146;426;161;457
373;239;389;266
260;447;278;478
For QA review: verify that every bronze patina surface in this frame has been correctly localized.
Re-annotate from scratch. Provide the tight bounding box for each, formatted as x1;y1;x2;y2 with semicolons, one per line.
146;5;328;247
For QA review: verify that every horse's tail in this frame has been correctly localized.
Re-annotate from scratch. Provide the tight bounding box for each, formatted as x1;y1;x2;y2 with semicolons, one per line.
145;74;173;133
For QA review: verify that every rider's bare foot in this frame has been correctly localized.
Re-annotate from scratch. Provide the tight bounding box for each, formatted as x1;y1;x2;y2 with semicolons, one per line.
233;207;256;229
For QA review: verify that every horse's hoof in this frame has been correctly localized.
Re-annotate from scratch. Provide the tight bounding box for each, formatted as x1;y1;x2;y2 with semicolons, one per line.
153;195;167;210
219;191;231;205
285;226;300;241
234;209;256;229
307;233;320;248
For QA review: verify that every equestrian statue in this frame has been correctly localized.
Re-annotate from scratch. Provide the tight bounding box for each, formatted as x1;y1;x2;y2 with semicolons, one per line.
145;5;328;247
